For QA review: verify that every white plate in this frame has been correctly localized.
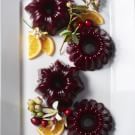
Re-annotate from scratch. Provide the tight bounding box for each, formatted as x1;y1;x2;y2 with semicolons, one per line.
1;0;135;135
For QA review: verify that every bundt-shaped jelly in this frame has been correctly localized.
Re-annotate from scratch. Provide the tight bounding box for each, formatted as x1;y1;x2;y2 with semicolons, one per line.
68;99;114;135
36;61;84;108
67;26;115;71
25;0;72;35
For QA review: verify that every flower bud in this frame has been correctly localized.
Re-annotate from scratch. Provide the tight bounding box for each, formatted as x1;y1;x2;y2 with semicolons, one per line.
66;2;72;8
33;97;43;105
37;112;44;117
27;99;35;106
35;105;42;111
28;105;35;112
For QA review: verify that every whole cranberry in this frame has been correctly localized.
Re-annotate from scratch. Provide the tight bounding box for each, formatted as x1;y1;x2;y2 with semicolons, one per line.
77;21;84;29
64;108;72;116
85;19;92;27
41;120;48;127
31;117;41;126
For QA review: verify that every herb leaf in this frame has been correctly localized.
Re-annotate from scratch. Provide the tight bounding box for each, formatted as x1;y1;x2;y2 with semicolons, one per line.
72;34;79;44
59;30;72;36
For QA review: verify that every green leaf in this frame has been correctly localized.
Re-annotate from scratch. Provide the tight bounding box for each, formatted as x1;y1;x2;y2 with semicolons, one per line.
59;30;72;36
72;34;79;44
65;35;72;42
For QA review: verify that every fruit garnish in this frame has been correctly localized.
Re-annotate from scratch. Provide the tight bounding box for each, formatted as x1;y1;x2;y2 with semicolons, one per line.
37;120;64;135
31;117;41;126
28;99;63;127
37;127;53;135
23;21;56;59
52;120;64;135
27;28;55;59
42;36;55;56
28;34;42;60
85;19;92;27
41;120;48;128
80;11;105;25
59;1;104;54
63;108;72;116
28;98;74;134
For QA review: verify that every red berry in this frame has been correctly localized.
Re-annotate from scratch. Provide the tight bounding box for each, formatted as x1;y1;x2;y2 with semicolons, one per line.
85;20;92;27
41;120;48;127
31;117;41;126
77;22;83;29
64;108;72;116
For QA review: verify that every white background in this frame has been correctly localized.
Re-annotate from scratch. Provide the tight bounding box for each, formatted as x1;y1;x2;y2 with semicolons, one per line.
1;0;135;135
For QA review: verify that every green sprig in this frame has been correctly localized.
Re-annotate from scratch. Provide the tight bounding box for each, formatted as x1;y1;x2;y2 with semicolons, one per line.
59;3;86;54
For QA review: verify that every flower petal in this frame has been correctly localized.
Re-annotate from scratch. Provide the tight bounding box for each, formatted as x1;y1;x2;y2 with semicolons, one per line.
55;113;62;121
43;112;56;118
52;101;59;110
42;108;56;113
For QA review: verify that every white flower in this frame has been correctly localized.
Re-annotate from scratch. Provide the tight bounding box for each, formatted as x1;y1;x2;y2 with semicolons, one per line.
42;101;62;121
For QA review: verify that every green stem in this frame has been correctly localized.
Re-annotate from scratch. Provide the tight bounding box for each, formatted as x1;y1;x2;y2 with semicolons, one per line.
73;26;79;34
60;37;67;55
23;19;32;29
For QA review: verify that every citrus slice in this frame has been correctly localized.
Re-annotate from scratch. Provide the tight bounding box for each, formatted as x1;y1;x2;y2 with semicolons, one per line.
81;11;105;25
37;121;64;135
37;127;53;135
28;34;42;59
52;120;64;135
42;36;55;56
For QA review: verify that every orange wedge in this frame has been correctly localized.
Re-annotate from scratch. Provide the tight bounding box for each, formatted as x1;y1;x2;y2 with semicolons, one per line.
52;120;64;135
81;11;105;25
37;127;53;135
37;121;64;135
42;36;55;56
28;34;42;60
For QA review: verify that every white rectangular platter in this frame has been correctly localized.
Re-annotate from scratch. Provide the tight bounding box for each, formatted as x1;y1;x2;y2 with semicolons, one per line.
1;0;135;135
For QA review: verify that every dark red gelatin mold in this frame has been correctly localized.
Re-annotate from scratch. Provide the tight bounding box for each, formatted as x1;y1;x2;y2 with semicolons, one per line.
25;0;72;35
35;61;84;108
67;26;115;71
68;99;114;135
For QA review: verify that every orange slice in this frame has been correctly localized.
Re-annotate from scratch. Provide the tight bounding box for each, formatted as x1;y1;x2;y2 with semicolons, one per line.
52;120;64;135
28;34;42;59
81;11;105;25
37;121;64;135
42;36;55;56
37;127;53;135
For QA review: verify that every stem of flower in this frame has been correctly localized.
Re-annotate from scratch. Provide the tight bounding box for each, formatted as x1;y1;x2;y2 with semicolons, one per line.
23;19;33;29
73;26;79;34
60;37;67;55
